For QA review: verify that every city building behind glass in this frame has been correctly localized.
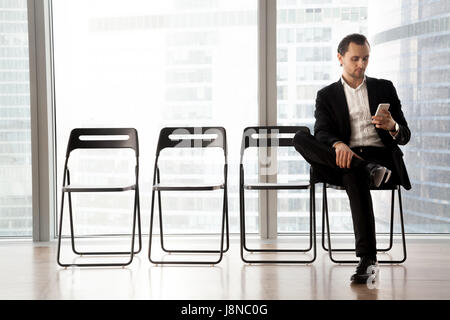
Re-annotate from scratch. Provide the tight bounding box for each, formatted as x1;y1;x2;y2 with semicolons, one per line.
276;0;369;233
369;0;450;232
0;0;449;237
0;0;32;237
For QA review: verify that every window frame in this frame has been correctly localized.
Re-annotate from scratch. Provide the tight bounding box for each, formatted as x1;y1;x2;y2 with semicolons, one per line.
27;0;56;241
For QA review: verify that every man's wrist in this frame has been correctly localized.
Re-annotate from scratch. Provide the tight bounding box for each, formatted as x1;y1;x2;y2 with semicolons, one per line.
332;141;343;148
390;122;400;139
389;122;399;133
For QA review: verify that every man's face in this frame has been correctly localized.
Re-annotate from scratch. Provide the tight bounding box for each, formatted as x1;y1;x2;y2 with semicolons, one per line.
338;42;370;80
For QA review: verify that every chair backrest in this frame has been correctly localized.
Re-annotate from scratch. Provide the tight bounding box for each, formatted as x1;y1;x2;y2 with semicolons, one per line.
155;127;227;158
240;126;310;163
65;128;139;157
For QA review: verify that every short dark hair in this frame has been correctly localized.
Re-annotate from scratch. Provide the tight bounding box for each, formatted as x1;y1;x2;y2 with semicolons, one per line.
337;33;370;55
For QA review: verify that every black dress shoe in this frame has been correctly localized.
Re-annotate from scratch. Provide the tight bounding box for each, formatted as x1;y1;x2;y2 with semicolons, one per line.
365;163;391;188
350;256;378;284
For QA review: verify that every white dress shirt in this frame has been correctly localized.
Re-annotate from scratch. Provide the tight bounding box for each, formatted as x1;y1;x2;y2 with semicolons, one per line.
340;76;385;148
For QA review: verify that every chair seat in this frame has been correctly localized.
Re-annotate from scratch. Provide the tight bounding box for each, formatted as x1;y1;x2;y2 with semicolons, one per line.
63;184;136;192
153;182;224;191
326;183;400;191
244;181;310;190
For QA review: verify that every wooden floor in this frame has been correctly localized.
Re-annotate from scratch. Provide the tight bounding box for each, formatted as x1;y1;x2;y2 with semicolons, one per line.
1;235;449;300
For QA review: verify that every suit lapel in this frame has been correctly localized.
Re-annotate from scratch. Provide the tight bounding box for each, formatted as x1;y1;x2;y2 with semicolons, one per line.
366;76;378;115
335;79;351;137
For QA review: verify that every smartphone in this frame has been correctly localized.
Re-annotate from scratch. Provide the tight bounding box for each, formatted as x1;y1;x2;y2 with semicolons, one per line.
375;103;390;116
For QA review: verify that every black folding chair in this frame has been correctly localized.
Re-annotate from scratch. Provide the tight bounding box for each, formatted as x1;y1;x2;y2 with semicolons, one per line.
322;183;407;264
57;128;142;267
148;127;229;265
239;126;316;263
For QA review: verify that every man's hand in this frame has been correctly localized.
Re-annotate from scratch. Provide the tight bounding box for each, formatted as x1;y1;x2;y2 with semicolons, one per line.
372;110;396;131
334;142;363;169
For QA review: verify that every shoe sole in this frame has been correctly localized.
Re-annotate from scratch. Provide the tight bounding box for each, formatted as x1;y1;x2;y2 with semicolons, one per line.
384;169;392;184
372;167;386;188
351;265;379;284
351;276;370;284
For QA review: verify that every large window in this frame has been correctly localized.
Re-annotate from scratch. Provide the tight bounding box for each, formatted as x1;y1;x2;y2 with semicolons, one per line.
368;0;450;232
276;0;369;234
52;0;258;236
276;0;450;234
1;0;448;239
0;0;32;237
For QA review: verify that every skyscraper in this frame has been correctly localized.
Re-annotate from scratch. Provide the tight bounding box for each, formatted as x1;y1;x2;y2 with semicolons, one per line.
369;0;450;232
276;0;369;233
0;0;32;237
53;0;258;236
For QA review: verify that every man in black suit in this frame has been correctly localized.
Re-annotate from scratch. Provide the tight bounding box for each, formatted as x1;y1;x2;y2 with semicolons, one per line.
293;33;411;283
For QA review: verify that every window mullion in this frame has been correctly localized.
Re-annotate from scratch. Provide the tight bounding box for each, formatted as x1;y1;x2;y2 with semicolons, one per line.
27;0;56;241
258;0;277;239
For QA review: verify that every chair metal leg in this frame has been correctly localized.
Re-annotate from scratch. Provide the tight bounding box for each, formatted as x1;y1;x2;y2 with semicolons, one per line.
56;184;67;267
157;191;228;254
386;188;395;252
67;170;78;255
322;188;395;253
158;189;230;254
156;189;166;252
57;164;141;267
241;187;313;254
240;184;316;264
396;188;407;263
324;185;407;264
239;184;245;262
323;185;357;263
224;185;230;253
321;187;327;252
154;165;230;255
65;192;142;256
155;168;168;252
57;192;138;267
148;189;157;263
311;183;317;261
135;188;142;254
148;187;228;265
67;189;77;254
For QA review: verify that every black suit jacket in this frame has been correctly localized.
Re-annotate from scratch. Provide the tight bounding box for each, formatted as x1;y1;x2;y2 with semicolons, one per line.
314;77;411;190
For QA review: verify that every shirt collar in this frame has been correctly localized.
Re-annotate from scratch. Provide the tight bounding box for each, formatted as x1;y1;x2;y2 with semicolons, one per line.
341;75;367;91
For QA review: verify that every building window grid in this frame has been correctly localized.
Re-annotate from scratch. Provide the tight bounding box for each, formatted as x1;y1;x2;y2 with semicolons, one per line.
0;0;32;237
1;1;449;238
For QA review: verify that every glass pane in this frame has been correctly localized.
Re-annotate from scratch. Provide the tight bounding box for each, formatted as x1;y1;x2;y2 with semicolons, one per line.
276;0;450;233
0;0;32;237
276;0;368;234
52;0;258;236
369;0;450;233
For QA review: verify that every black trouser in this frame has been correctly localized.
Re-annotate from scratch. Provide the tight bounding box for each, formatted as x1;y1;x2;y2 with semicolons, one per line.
293;131;398;259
